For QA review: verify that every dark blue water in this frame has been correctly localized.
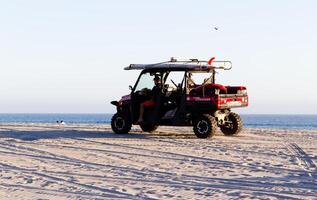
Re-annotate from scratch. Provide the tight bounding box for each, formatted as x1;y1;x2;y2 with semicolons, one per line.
241;115;317;130
0;114;111;124
0;114;316;130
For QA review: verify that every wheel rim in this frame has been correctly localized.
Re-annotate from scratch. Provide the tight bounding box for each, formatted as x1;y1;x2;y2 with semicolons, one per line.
114;117;125;130
197;120;209;135
224;115;235;129
224;121;234;129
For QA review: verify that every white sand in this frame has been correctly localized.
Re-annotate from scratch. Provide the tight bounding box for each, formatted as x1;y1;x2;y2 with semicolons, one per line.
0;123;316;200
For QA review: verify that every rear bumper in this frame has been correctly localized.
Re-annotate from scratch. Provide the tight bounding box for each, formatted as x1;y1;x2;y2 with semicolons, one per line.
185;94;248;110
217;94;248;109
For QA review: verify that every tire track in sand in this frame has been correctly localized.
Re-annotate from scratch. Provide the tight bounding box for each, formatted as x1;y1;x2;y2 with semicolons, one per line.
286;142;316;180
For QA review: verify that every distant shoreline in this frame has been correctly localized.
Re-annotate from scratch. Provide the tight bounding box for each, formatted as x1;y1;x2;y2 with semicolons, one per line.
0;113;316;115
0;114;316;130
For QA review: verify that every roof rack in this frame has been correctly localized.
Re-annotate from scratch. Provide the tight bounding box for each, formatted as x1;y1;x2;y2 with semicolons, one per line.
124;57;232;71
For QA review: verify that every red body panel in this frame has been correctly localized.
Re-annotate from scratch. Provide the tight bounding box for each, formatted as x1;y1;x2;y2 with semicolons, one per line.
187;83;248;109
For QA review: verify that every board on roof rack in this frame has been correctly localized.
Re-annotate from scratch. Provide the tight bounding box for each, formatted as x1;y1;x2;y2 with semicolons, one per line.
124;58;232;71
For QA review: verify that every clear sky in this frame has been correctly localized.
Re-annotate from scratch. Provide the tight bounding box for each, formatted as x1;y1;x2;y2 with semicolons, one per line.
0;0;316;114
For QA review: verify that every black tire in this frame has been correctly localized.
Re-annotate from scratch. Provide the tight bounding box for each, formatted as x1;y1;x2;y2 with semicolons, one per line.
193;114;217;139
111;113;132;134
139;123;158;133
220;112;243;136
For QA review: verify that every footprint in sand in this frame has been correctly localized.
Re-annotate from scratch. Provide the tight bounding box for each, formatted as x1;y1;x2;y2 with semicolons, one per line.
24;178;33;184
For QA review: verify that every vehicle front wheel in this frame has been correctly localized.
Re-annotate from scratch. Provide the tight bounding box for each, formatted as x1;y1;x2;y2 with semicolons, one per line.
193;114;217;139
111;113;132;134
139;123;158;133
220;112;243;136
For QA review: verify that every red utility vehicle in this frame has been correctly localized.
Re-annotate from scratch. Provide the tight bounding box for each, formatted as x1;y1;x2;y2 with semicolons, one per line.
111;58;248;138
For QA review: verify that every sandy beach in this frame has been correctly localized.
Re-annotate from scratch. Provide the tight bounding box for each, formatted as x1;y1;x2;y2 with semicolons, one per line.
0;124;316;199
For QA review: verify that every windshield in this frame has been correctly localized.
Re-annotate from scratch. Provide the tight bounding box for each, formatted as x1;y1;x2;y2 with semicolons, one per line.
134;72;157;91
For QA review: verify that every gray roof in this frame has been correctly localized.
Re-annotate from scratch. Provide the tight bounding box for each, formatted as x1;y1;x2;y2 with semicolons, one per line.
124;60;232;71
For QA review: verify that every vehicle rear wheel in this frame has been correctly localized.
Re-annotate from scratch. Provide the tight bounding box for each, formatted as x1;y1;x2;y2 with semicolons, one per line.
139;123;158;133
220;112;243;136
111;113;132;134
193;114;217;138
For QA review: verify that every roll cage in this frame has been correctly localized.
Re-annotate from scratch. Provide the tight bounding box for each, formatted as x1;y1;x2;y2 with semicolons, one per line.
132;68;216;95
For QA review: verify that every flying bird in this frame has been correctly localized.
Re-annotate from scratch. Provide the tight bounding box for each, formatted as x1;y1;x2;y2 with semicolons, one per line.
213;27;219;30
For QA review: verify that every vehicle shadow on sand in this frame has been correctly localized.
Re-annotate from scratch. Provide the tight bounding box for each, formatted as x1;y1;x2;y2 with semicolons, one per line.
0;127;197;141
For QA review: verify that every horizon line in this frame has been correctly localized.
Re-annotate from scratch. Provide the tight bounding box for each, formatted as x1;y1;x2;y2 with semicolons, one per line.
0;113;316;115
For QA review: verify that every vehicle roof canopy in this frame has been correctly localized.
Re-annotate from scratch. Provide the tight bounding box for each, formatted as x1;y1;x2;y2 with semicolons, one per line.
124;58;232;72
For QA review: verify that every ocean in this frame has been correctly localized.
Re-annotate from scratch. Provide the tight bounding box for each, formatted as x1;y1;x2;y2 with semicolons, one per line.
0;114;316;130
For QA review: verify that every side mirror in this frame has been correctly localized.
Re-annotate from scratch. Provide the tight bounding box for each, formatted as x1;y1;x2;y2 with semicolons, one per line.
129;85;133;90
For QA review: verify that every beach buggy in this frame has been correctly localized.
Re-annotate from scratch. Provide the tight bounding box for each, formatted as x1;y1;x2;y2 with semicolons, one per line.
111;57;248;138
